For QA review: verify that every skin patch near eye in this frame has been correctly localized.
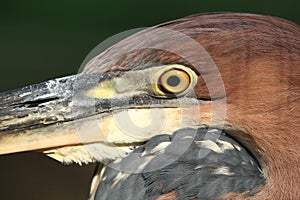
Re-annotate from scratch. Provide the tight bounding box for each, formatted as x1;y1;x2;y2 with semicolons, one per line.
86;76;141;99
86;74;148;99
86;80;117;99
86;64;198;99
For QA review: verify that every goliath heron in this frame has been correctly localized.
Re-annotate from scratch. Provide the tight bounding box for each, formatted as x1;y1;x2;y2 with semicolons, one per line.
0;13;299;199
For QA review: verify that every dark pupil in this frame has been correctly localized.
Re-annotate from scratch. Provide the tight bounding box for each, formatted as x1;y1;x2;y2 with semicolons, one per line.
167;75;180;87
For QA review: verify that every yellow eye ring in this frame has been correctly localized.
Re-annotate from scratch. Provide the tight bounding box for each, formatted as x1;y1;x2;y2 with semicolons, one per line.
159;69;190;94
151;64;198;97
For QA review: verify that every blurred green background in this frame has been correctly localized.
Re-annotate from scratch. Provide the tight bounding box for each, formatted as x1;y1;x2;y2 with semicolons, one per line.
0;1;299;200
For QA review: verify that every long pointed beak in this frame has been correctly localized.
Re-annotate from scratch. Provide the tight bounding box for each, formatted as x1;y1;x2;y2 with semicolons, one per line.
0;74;107;154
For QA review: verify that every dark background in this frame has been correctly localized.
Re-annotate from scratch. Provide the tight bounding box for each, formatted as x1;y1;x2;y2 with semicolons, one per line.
0;1;299;200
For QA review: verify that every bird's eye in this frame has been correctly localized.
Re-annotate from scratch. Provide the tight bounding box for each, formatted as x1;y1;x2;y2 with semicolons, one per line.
159;69;190;94
151;64;198;97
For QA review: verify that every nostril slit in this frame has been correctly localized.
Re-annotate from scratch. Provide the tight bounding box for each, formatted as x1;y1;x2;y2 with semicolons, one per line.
13;97;60;108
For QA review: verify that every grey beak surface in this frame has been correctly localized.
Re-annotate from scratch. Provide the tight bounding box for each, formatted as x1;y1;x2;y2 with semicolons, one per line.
0;73;120;134
0;73;116;154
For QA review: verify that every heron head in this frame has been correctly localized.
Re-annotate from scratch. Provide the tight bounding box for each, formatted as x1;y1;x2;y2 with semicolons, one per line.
0;15;299;198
